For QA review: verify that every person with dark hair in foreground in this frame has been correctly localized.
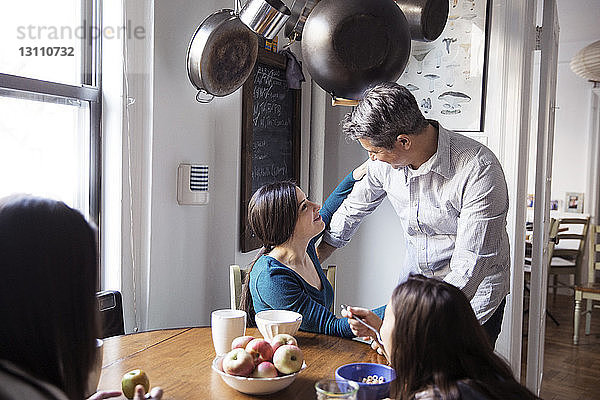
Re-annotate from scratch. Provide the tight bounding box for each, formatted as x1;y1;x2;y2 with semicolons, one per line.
0;195;163;400
344;275;538;400
320;82;511;347
239;162;385;337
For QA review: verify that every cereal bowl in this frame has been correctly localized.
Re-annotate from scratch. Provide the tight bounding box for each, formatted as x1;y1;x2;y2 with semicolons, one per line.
254;310;302;341
335;362;396;400
212;357;306;395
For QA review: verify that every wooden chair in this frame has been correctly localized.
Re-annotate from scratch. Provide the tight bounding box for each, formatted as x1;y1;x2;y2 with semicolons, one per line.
524;218;561;325
573;224;600;344
230;264;337;312
548;217;590;298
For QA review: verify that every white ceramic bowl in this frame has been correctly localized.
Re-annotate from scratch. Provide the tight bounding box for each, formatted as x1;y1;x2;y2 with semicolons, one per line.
212;357;306;395
254;310;302;341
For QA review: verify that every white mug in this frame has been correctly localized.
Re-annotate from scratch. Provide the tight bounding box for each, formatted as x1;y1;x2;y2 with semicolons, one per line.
211;309;247;356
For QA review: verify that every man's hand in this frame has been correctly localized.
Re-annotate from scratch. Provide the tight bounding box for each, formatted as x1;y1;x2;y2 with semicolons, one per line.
316;240;337;263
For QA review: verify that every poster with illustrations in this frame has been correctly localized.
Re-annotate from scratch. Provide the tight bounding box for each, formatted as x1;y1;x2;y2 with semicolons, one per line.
398;0;490;132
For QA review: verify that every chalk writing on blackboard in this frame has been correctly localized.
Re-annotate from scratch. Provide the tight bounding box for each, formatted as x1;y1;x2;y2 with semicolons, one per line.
250;62;295;193
241;49;301;252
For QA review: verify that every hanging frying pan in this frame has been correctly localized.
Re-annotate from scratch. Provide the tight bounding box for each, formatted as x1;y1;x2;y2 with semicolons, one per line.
187;9;259;103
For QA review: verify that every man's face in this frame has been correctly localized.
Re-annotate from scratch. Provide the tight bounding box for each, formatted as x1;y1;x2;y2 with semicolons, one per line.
358;138;408;169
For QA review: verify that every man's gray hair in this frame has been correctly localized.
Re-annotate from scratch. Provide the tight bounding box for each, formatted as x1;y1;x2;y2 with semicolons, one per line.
342;82;429;149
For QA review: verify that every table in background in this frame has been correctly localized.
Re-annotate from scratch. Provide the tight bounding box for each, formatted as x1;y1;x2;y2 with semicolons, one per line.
98;327;385;399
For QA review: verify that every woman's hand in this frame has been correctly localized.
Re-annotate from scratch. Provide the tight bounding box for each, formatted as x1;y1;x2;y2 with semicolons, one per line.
341;306;382;338
134;385;163;400
352;160;370;180
87;385;163;400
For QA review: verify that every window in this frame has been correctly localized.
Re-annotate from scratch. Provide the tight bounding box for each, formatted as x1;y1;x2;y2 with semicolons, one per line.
0;1;101;225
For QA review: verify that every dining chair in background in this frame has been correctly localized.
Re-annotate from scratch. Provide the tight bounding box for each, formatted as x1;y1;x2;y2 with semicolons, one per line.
524;218;561;325
96;290;125;338
573;224;600;344
548;217;590;299
230;264;337;312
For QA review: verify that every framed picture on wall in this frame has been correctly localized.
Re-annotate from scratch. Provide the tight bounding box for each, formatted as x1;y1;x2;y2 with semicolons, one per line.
397;0;492;132
565;192;584;213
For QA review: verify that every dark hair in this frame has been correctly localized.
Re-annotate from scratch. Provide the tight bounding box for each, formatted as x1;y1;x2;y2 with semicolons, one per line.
239;182;298;323
389;275;538;400
342;82;429;149
0;195;99;400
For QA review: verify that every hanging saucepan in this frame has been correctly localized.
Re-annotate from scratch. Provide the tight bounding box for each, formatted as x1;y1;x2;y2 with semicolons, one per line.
187;9;259;103
239;0;291;40
395;0;448;42
301;0;412;102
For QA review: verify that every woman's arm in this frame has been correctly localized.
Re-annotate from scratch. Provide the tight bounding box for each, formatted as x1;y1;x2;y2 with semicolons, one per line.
254;267;354;337
319;160;369;227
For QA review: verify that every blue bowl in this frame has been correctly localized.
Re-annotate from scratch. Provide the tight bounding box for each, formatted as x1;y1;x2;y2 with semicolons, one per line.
335;363;396;400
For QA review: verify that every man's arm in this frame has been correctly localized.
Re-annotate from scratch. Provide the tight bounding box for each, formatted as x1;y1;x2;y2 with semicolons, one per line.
322;160;388;249
444;159;510;299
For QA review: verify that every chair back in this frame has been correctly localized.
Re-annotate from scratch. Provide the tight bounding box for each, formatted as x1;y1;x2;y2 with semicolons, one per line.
230;264;337;312
96;290;125;338
588;224;600;284
553;217;591;265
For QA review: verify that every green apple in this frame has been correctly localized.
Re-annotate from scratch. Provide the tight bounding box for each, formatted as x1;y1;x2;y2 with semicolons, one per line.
121;369;150;399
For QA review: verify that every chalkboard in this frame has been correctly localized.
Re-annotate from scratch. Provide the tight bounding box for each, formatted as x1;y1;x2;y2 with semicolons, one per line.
240;48;301;252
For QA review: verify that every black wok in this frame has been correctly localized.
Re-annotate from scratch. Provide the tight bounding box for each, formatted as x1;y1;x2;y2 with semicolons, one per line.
301;0;411;101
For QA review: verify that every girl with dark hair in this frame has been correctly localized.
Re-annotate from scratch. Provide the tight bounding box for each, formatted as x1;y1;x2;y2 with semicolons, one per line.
239;162;384;337
343;275;538;400
0;195;162;400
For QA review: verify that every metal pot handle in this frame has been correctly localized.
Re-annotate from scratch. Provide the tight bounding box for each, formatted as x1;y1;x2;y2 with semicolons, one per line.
196;89;215;103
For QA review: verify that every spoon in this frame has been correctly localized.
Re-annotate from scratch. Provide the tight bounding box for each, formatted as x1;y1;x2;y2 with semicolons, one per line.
340;304;389;360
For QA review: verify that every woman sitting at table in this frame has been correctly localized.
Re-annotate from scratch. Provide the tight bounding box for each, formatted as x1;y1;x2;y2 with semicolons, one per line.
239;162;384;337
0;195;162;400
343;275;538;400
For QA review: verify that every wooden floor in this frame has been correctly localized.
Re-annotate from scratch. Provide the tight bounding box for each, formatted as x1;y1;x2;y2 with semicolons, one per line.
521;294;600;400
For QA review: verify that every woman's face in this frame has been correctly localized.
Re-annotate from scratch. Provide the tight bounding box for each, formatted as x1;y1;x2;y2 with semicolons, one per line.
380;299;395;363
293;187;325;240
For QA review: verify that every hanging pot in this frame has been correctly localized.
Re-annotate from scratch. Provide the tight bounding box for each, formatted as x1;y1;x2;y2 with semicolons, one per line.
187;9;259;102
284;0;321;41
301;0;411;101
395;0;448;42
239;0;291;40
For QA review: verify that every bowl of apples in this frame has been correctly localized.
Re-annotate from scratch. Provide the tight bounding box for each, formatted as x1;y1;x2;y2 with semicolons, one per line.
212;333;306;395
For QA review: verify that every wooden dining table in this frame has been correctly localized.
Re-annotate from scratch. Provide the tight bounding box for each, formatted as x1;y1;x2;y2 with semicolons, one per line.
97;327;387;399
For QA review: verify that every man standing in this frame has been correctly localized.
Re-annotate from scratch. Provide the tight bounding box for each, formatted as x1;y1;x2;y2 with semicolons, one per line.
319;82;510;346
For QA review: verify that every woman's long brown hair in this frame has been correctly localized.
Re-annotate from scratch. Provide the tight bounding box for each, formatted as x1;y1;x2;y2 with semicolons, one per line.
389;275;539;400
239;181;298;325
0;195;99;400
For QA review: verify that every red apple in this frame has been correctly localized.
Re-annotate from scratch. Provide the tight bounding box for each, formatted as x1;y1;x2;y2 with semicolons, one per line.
245;338;274;365
270;333;298;352
231;335;255;350
251;361;278;378
222;348;254;377
273;344;303;375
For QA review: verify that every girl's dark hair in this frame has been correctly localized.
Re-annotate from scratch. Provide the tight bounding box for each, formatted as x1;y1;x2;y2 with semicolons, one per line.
239;182;298;324
0;195;99;400
343;82;429;149
390;275;538;400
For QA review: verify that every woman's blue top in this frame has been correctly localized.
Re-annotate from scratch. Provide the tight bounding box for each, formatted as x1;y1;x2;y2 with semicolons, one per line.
249;172;385;337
